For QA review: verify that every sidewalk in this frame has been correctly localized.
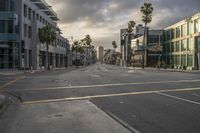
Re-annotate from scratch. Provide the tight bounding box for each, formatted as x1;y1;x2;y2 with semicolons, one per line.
0;93;12;115
0;100;132;133
0;66;77;76
128;67;200;73
0;69;24;76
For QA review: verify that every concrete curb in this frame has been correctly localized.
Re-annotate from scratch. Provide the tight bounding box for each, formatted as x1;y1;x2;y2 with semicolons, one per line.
127;67;200;73
0;95;6;107
0;94;12;115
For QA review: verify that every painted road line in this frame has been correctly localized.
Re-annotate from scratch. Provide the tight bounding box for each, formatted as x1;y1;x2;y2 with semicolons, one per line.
156;92;200;105
23;87;200;105
15;79;200;92
0;76;25;90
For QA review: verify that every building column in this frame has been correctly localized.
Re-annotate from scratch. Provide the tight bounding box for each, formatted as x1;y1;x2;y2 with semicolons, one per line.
62;55;65;67
45;51;48;69
52;53;56;68
58;54;61;68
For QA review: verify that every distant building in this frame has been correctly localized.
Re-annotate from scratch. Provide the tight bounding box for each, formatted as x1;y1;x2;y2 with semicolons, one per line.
131;29;163;67
120;24;145;67
97;46;104;62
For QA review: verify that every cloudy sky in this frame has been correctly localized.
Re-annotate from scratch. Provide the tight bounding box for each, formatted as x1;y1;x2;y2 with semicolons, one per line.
46;0;200;49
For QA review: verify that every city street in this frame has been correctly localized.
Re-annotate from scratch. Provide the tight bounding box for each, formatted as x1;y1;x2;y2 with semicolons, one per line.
0;63;200;133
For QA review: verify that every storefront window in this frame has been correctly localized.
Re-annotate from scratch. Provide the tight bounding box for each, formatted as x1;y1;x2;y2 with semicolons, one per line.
187;55;193;67
174;55;180;65
181;55;186;66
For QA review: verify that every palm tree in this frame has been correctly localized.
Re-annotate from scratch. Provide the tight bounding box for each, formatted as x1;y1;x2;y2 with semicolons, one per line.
140;2;153;68
125;20;136;66
81;35;92;65
112;41;117;51
127;21;136;33
38;25;56;70
112;41;117;65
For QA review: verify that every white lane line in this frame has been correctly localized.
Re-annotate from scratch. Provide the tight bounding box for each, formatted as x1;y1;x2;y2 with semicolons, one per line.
156;92;200;105
14;79;200;92
23;87;200;104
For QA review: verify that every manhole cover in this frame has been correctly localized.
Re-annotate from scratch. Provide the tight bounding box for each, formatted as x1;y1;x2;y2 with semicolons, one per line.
54;114;63;117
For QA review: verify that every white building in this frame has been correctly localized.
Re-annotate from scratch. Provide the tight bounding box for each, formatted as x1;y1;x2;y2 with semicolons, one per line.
0;0;71;69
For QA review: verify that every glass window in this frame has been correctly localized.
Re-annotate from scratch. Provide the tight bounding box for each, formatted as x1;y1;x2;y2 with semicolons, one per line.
24;4;27;18
195;19;200;33
175;41;180;52
188;38;194;51
166;43;170;53
28;26;32;38
32;11;35;20
187;55;193;66
0;20;14;33
181;55;186;66
181;39;187;51
182;24;187;37
171;42;175;52
28;8;32;20
171;29;175;39
176;27;180;38
36;14;39;20
174;55;180;65
0;0;14;11
24;24;27;37
188;21;194;34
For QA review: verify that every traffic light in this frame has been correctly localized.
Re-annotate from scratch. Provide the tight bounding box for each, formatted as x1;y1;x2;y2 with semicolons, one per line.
21;40;25;54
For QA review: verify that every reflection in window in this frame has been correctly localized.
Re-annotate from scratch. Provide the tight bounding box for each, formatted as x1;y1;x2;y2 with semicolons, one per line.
176;27;180;38
187;55;193;66
188;21;194;34
0;20;14;33
181;55;186;66
0;0;14;11
175;41;180;52
195;19;200;32
181;39;187;51
182;24;187;37
188;38;194;51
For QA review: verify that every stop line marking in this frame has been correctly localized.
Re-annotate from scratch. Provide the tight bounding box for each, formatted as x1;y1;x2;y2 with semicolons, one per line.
14;79;200;92
23;87;200;105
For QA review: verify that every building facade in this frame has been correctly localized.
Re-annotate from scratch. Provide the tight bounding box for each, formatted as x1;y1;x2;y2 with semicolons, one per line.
0;0;70;69
131;29;163;67
120;25;145;67
163;12;200;70
97;46;104;63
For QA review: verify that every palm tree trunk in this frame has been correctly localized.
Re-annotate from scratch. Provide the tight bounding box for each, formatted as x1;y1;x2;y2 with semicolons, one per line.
142;23;147;69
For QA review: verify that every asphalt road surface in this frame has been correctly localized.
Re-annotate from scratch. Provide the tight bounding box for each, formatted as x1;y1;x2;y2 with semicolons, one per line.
1;63;200;133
